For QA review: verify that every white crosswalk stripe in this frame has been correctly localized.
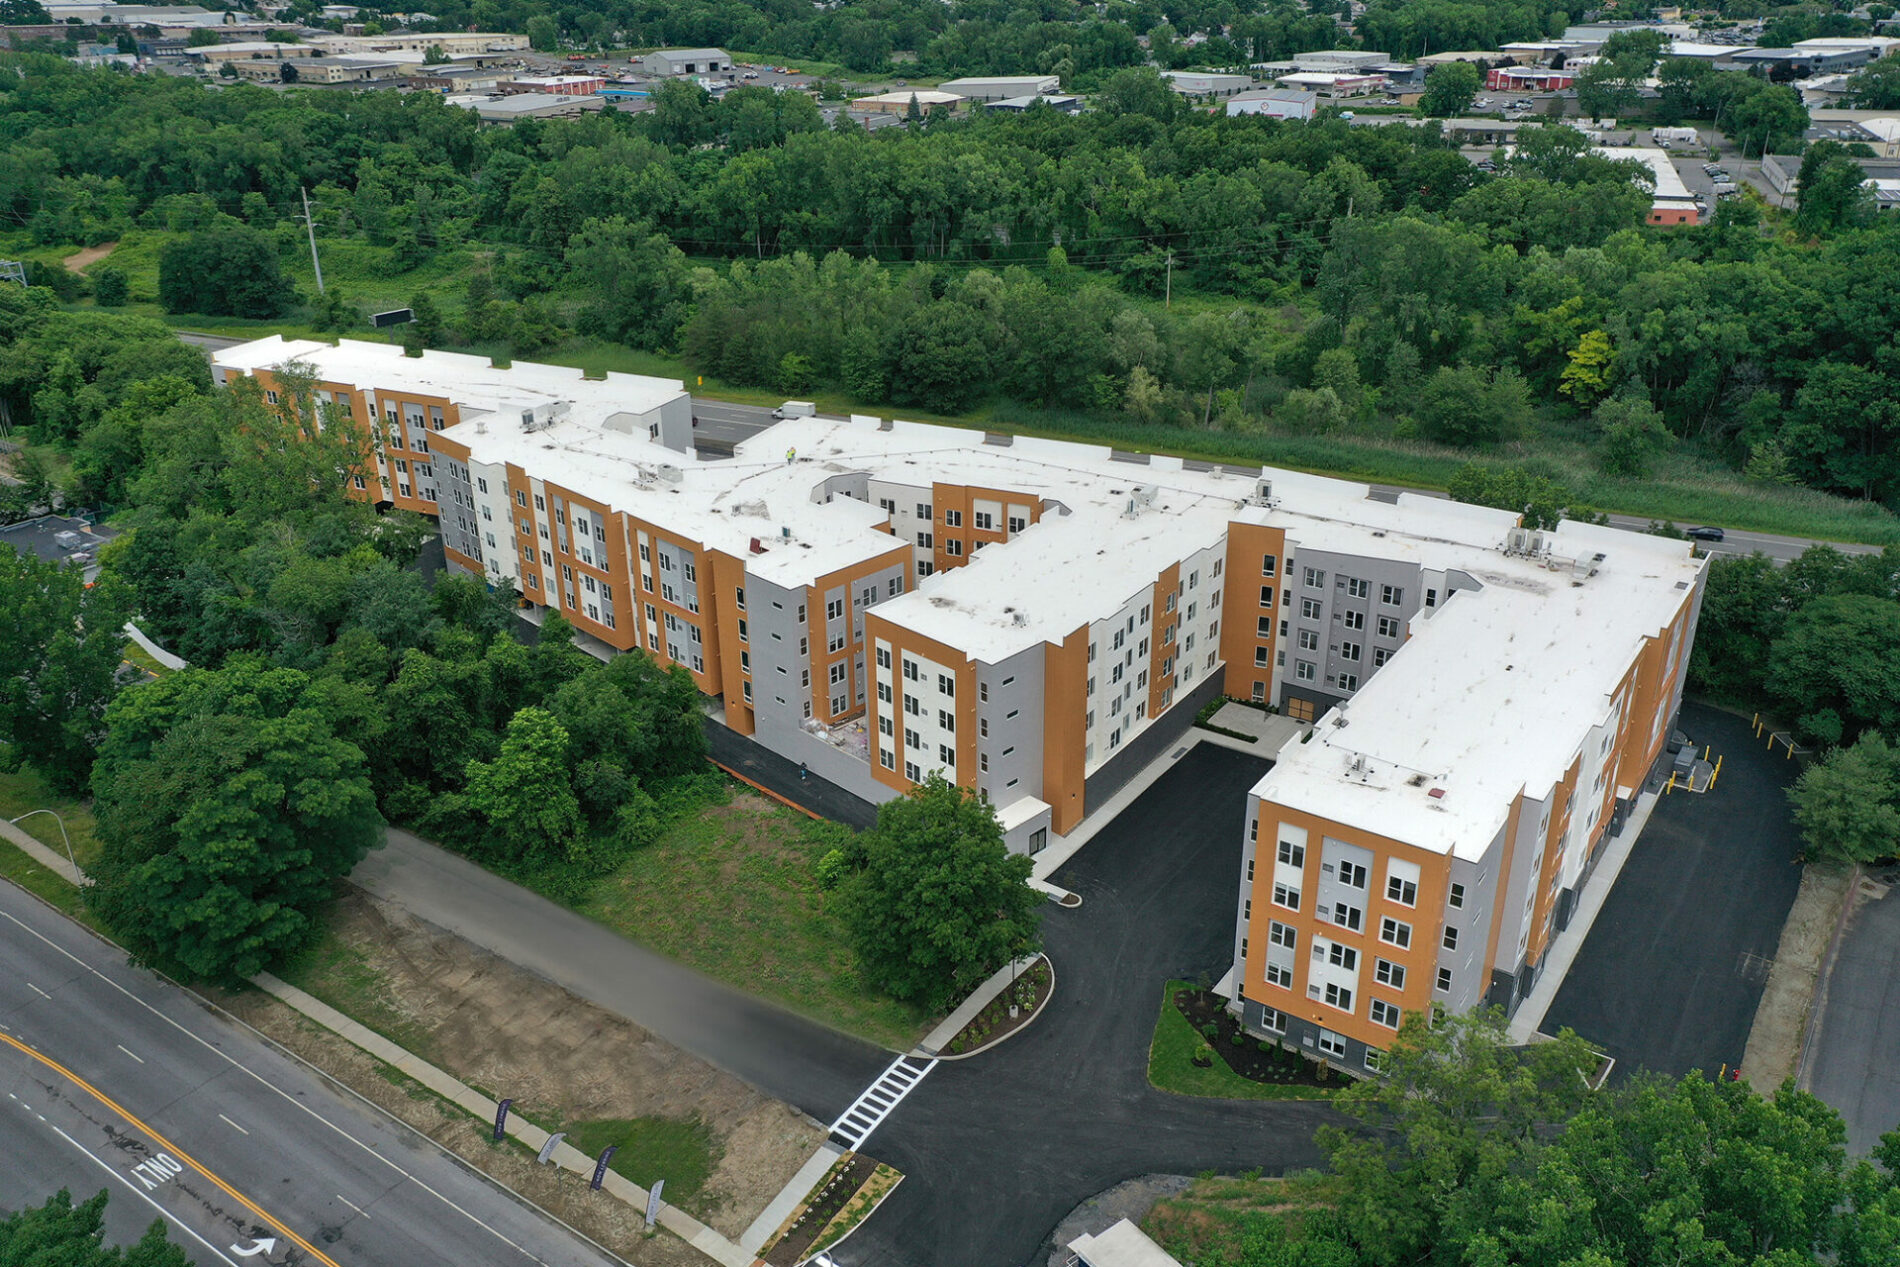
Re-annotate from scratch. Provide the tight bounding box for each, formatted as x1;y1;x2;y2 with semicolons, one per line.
827;1053;936;1152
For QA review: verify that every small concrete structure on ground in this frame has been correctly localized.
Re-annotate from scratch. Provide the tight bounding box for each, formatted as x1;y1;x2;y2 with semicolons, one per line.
1068;1217;1183;1267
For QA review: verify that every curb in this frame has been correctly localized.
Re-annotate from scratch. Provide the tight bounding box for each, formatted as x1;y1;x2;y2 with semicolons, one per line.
1795;862;1862;1090
927;956;1056;1062
800;1166;905;1267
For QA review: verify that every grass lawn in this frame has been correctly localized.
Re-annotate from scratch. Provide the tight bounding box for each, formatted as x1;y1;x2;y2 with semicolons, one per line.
1147;980;1339;1101
0;769;102;873
572;787;931;1049
0;839;89;920
550;1114;719;1206
274;925;442;1056
120;641;176;678
1142;1172;1344;1264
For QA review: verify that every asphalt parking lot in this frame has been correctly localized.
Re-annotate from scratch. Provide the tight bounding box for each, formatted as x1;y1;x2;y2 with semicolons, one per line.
836;742;1339;1267
1541;701;1805;1080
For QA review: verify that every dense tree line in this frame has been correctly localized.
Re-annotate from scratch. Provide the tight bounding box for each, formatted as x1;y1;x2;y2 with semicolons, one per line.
1177;1009;1900;1267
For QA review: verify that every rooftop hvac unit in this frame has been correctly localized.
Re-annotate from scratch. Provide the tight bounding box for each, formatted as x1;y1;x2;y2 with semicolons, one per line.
749;537;766;555
657;464;683;483
1253;479;1274;505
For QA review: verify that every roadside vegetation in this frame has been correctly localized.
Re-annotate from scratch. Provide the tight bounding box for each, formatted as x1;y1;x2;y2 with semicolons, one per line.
1148;980;1339;1102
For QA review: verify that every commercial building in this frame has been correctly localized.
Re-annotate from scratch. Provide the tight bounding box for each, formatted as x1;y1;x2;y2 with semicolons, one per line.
308;31;528;57
448;92;608;123
499;74;607;96
983;94;1083;113
634;48;732;77
1290;49;1387;72
1273;70;1386;98
211;338;1706;888
850;89;963;114
1229;517;1704;1073
936;75;1060;101
1226;89;1319;120
1596;144;1700;225
1486;65;1577;92
1160;70;1255;97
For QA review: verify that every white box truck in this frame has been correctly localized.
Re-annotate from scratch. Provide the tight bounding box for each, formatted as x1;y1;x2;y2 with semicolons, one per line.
1652;127;1699;148
772;401;816;419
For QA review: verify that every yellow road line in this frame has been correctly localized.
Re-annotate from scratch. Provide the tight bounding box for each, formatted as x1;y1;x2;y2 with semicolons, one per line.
0;1030;343;1267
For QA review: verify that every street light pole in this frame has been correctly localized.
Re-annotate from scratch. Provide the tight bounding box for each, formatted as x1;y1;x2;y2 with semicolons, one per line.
9;809;79;884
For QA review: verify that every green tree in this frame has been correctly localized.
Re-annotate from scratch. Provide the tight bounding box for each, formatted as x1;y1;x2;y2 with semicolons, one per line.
91;266;128;308
90;664;383;982
1790;732;1900;866
1797;140;1876;234
185;27;220;47
1414;364;1531;447
525;14;559;51
0;547;132;794
464;706;582;860
1846;55;1900;110
0;1188;189;1267
1419;61;1480;117
156;227;292;320
1594;395;1673;478
1558;329;1616;407
422;44;448;65
1768;594;1900;744
836;774;1041;1012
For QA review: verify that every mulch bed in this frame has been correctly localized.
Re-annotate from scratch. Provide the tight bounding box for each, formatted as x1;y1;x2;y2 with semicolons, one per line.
762;1150;879;1267
1173;987;1341;1089
943;955;1052;1056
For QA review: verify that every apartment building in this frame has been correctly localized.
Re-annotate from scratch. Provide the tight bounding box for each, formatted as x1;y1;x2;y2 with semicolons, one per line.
210;339;1705;934
1230;521;1704;1072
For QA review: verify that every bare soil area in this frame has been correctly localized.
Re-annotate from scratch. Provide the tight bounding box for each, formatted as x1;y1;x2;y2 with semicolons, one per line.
217;889;823;1253
62;242;117;272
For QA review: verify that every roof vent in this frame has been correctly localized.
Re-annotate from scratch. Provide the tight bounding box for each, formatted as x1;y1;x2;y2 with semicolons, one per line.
1428;787;1446;799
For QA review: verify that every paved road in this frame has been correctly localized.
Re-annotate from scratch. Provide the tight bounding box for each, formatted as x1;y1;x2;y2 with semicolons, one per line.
176;331;249;354
1542;702;1805;1080
349;830;891;1119
816;745;1337;1267
1806;883;1900;1154
0;881;623;1267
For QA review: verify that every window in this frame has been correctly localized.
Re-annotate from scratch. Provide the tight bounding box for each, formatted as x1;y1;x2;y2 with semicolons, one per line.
938;709;954;731
1375;959;1405;989
1374;648;1392;668
1436;967;1454;992
1304;567;1325;588
877;681;892;703
1318;1030;1347;1058
1337;861;1367;890
1261;553;1278;576
888;577;903;598
1442;926;1460;951
1377;616;1401;639
876;647;891;669
1380;917;1412;949
1382;584;1403;606
1008;515;1026;533
939;743;955;766
829;662;846;686
1272;883;1301;912
1324;983;1353;1012
973;510;993;531
903;659;919;682
879;715;894;736
905;727;921;750
1278;839;1305;868
1301;598;1322;620
1259;585;1276;608
945;540;964;557
1426;588;1438;608
1386;876;1417;907
938;673;955;697
1448;883;1466;909
1259;1006;1285;1032
1266;962;1293;988
533;494;545;511
1370;999;1401;1029
880;748;895;770
1269;921;1296;949
737;618;748;643
1329;903;1363;932
905;760;921;782
1346;577;1370;599
1327;943;1357;970
1340;642;1362;662
1254;648;1270;668
1296;660;1316;681
943;509;963;527
1298;630;1319;652
904;695;920;716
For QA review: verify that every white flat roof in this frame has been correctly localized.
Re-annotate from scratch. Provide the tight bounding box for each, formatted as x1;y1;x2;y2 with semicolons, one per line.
1253;519;1701;859
1594;144;1694;201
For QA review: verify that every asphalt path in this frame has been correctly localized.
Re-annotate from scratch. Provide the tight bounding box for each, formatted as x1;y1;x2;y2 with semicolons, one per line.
1806;882;1900;1154
0;882;623;1267
349;829;891;1120
1541;702;1805;1081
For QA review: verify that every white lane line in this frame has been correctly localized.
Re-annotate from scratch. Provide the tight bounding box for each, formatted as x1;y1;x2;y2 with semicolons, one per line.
219;1113;249;1135
337;1194;371;1220
117;1044;144;1064
1;906;572;1267
47;1122;243;1267
26;983;50;998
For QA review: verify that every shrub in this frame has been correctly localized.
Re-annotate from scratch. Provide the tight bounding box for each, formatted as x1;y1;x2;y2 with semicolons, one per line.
1201;1021;1220;1040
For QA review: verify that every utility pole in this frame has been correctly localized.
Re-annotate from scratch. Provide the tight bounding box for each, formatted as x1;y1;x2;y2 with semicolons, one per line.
1164;249;1173;309
300;187;325;294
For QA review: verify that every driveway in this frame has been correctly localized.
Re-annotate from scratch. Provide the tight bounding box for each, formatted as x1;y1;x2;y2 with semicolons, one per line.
834;744;1338;1267
1806;884;1900;1154
1541;701;1805;1080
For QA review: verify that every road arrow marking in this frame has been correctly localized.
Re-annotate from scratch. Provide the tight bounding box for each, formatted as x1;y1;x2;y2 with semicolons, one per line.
231;1238;277;1257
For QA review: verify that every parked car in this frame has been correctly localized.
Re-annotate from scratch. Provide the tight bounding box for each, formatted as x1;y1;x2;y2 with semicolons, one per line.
1685;526;1726;542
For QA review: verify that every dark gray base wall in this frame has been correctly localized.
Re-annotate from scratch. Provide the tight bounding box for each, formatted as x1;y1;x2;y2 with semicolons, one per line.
1239;997;1379;1077
1081;668;1228;816
1278;683;1344;721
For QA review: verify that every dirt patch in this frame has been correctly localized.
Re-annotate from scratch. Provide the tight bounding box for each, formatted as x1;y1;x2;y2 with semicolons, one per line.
1744;864;1857;1089
62;242;117;272
257;890;823;1241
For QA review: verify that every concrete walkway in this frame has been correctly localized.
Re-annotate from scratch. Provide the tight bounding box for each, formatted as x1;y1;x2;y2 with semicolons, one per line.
122;622;188;671
914;955;1042;1058
737;1142;844;1255
1508;789;1661;1044
1205;704;1307;750
0;818;86;886
252;973;752;1267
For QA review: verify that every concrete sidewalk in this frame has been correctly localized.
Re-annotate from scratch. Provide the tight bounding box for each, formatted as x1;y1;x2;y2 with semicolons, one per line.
253;973;753;1267
914;954;1042;1058
0;818;86;886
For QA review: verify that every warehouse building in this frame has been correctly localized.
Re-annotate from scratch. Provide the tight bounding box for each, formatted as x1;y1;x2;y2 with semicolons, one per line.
937;75;1060;101
634;47;732;77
